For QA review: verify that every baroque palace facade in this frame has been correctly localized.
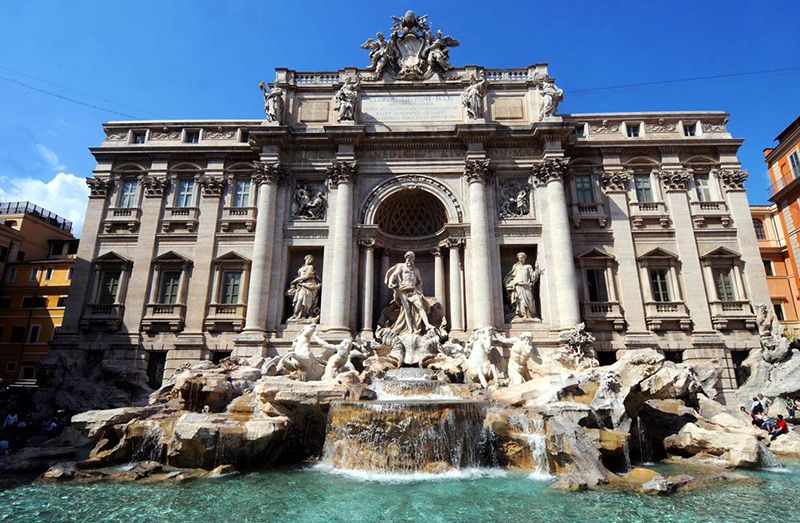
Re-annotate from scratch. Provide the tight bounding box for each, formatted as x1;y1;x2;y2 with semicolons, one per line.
55;12;768;391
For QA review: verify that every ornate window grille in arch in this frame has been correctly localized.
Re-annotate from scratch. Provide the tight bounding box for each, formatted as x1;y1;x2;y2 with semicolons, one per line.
374;189;447;237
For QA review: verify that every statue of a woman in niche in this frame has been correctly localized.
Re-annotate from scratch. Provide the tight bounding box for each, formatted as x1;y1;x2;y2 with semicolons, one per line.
287;255;321;320
503;252;542;320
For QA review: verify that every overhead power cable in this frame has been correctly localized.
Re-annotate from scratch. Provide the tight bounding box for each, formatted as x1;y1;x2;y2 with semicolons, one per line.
0;65;158;117
571;66;800;95
0;74;141;119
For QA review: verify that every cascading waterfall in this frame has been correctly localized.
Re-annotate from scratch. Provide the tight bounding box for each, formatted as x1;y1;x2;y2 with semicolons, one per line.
635;416;653;464
132;423;165;463
622;440;632;472
323;399;489;472
506;413;549;476
370;379;459;401
759;443;785;470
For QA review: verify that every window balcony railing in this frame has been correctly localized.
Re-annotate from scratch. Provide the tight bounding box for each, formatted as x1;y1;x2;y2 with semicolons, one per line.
629;201;670;228
142;303;186;332
220;206;257;233
644;301;691;331
709;300;756;331
80;303;124;331
768;173;797;198
103;207;142;233
161;207;200;233
570;202;608;228
581;301;625;331
205;303;246;332
690;201;731;227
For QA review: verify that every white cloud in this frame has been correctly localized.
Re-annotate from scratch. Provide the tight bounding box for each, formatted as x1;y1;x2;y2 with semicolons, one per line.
35;144;67;172
0;172;89;237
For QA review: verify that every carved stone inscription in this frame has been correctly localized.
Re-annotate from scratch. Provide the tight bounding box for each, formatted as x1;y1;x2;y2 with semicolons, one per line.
360;95;461;122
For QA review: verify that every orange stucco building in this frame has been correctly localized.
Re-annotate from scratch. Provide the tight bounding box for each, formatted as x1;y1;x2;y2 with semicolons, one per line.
764;115;800;333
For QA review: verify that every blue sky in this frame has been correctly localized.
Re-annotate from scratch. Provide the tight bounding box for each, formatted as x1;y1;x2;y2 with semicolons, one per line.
1;1;799;235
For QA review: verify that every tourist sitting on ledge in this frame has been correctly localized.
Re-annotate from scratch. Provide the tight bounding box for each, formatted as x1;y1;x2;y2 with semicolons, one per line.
770;415;790;440
785;398;798;418
751;397;765;416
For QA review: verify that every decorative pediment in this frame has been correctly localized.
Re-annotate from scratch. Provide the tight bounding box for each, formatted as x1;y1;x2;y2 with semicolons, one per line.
700;246;741;260
576;248;616;267
93;251;133;266
153;250;193;266
213;251;251;265
637;247;678;261
577;248;615;260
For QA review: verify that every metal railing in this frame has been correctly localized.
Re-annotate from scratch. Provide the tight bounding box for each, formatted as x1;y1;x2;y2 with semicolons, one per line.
0;201;72;233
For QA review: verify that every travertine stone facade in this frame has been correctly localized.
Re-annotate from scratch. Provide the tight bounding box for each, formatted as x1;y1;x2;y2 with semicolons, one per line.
54;19;769;391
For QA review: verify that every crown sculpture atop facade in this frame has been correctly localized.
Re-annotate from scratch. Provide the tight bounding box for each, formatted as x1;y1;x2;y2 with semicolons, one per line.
360;10;461;81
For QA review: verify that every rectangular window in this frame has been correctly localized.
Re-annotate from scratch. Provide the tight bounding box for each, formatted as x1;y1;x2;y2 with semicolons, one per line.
649;269;671;302
574;124;585;138
753;219;766;240
22;297;47;308
119;179;138;208
45;267;54;281
16;251;25;262
626;123;640;137
0;297;10;309
683;122;697;137
221;270;242;304
57;296;68;307
158;271;182;304
694;174;711;201
29;267;40;281
634;174;653;202
185;130;200;143
233;179;252;208
98;270;121;305
239;130;250;143
132;131;146;144
176;179;195;208
574;175;595;204
5;267;15;282
28;325;40;344
790;151;800;177
5;362;16;373
713;268;736;301
21;364;35;380
0;245;8;262
774;304;785;321
763;260;774;276
50;241;64;256
585;269;609;302
10;326;25;343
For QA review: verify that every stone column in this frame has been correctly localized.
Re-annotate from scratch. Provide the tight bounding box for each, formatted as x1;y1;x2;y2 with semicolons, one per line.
717;168;771;305
237;159;282;345
600;168;648;333
326;158;358;334
360;239;375;337
465;158;494;329
58;167;113;334
433;247;446;309
447;238;465;333
657;168;714;332
533;158;581;328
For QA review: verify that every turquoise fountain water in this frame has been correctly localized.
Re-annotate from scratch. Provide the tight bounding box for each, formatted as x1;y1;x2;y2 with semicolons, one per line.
2;464;799;522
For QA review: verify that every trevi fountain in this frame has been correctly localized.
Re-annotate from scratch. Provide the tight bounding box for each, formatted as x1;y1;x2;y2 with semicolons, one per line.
3;10;800;523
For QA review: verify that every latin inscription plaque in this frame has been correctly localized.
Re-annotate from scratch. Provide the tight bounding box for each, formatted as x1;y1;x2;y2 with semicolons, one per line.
360;95;461;123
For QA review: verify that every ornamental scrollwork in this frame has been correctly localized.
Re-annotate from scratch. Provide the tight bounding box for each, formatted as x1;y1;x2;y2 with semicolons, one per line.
713;168;748;191
531;158;569;186
464;159;492;184
86;177;114;198
654;169;691;192
600;169;632;193
196;175;225;196
141;175;170;197
326;160;358;188
253;161;284;185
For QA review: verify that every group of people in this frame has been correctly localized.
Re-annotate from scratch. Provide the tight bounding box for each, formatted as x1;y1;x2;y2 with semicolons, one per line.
744;393;792;440
0;396;67;456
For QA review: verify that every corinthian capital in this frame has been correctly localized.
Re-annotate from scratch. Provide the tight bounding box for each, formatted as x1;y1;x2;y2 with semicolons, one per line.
141;175;170;197
326;160;358;188
253;161;284;185
196;174;225;196
464;159;492;184
85;177;114;198
531;157;569;186
599;169;632;193
712;168;748;191
654;169;691;192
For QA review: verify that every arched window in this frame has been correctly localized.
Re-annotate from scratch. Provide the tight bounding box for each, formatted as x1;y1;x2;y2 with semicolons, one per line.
753;219;766;240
